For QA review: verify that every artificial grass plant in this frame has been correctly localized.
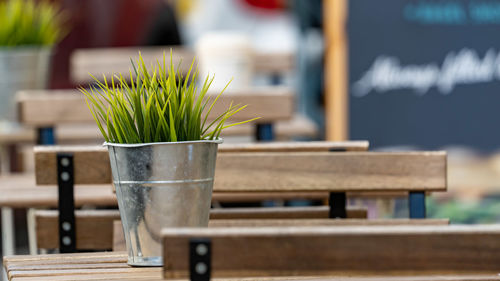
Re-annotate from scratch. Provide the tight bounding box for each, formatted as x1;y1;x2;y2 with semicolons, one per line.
0;0;68;46
81;52;258;144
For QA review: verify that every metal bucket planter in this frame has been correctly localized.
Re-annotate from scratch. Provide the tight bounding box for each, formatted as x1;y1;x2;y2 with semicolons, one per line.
0;47;52;123
106;139;222;266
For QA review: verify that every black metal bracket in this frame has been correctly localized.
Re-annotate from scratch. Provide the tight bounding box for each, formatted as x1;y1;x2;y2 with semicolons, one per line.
37;127;55;145
329;192;347;218
189;238;211;281
256;124;274;141
57;153;76;253
328;147;347;218
409;191;426;219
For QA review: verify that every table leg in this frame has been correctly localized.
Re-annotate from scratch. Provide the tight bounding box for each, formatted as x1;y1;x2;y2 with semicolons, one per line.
27;208;37;255
1;207;15;256
2;207;15;281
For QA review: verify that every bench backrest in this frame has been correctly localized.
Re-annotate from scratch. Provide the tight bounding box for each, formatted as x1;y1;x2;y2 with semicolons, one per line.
17;88;293;127
34;145;446;193
162;225;500;278
70;46;294;85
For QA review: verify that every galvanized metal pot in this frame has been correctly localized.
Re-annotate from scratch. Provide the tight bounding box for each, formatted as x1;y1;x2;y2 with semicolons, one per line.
0;47;52;122
106;139;222;266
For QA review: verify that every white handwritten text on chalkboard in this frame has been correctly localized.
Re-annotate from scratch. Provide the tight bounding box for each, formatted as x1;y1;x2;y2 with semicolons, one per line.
352;48;500;97
405;1;500;25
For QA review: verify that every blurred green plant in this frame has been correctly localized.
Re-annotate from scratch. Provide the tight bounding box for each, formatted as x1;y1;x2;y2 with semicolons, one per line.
81;52;258;144
0;0;68;46
427;196;500;224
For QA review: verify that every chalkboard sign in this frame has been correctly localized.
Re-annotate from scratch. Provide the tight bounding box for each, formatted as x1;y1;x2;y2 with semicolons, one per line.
349;0;500;152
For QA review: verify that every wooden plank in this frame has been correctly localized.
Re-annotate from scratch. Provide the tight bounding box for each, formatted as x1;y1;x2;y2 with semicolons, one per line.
208;219;450;227
112;218;449;250
218;141;369;152
324;0;348;141
70;47;294;85
163;225;500;278
214;151;447;192
17;87;293;127
36;210;120;250
209;206;366;219
70;46;193;85
34;146;111;185
35;147;447;193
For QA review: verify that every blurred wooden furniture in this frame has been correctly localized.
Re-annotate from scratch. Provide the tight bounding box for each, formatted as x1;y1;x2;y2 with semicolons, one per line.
69;46;316;141
16;87;299;143
70;46;294;86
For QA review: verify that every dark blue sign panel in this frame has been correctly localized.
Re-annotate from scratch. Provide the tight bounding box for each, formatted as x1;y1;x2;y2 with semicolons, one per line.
349;0;500;151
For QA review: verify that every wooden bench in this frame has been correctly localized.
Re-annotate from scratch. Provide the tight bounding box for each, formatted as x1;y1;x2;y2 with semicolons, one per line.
31;141;371;251
34;145;446;218
32;144;446;253
162;225;500;280
16;87;297;144
34;209;448;251
70;46;294;85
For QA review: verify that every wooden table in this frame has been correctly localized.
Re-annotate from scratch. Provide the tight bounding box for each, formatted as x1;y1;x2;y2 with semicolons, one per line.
3;252;500;281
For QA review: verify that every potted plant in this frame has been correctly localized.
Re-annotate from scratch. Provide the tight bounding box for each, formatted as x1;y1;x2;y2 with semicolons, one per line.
0;0;67;125
81;52;257;266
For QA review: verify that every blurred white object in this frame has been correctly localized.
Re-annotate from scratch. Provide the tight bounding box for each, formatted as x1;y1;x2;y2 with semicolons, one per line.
196;32;254;91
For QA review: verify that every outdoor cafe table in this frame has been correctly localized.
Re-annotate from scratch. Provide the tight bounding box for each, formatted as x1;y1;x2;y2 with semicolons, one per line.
4;251;500;281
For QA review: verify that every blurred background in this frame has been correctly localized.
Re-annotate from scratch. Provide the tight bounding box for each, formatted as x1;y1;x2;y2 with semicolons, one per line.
3;0;500;242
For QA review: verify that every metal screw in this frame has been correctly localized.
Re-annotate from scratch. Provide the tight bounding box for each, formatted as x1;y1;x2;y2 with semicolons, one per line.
62;236;71;246
60;157;70;167
62;222;71;231
60;172;70;181
196;244;208;256
195;262;207;275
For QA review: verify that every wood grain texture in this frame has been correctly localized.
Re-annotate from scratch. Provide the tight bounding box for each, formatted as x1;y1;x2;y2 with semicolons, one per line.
163;225;500;278
209;206;366;219
17;87;293;127
207;219;450;227
218;141;369;152
4;252;499;281
214;151;447;192
34;146;111;185
35;210;120;250
34;146;446;193
70;46;294;85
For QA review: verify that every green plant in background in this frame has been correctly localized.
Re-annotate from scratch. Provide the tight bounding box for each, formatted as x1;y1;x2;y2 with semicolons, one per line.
0;0;68;46
426;196;500;224
81;52;258;144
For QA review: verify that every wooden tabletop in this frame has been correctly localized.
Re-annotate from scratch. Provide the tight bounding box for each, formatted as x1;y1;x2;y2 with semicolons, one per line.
4;252;500;281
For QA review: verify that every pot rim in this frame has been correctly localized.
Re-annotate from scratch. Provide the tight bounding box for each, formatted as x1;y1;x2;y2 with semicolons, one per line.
104;138;223;148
